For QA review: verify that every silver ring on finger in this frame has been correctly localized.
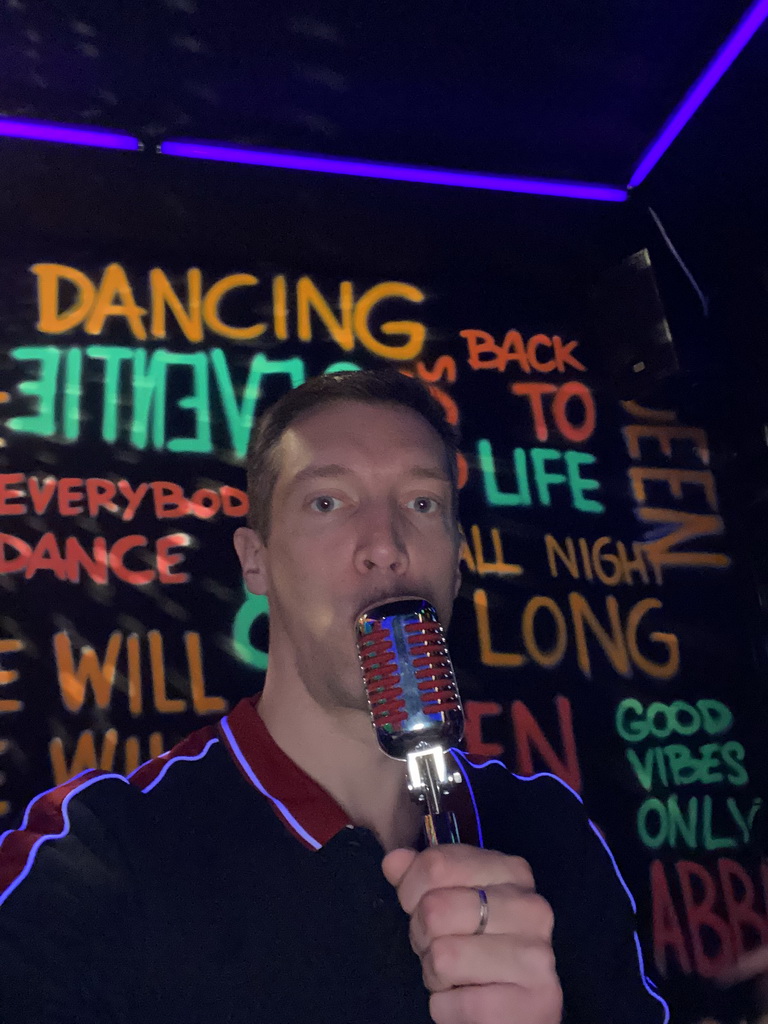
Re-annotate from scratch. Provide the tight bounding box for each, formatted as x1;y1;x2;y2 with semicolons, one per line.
473;887;489;936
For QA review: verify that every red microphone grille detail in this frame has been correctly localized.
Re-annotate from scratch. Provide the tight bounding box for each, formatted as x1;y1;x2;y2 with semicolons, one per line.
358;626;408;724
405;623;460;713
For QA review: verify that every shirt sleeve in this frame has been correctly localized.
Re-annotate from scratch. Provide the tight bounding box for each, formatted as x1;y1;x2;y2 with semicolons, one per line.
453;756;670;1024
0;771;142;1024
543;778;670;1024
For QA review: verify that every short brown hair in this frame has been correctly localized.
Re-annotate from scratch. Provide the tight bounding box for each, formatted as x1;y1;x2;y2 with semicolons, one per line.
245;369;460;539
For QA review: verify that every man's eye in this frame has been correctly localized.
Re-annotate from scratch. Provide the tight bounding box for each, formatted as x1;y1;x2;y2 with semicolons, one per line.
309;496;342;513
408;497;438;513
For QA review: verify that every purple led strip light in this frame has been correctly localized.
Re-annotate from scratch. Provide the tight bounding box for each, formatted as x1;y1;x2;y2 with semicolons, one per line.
159;140;626;201
0;115;623;199
629;0;768;187
0;0;765;196
0;118;139;151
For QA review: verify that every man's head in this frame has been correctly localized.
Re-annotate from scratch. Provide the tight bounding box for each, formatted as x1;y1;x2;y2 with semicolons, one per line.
235;370;463;712
245;370;460;541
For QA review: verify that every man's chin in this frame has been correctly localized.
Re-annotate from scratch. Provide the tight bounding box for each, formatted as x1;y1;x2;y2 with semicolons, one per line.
317;686;370;718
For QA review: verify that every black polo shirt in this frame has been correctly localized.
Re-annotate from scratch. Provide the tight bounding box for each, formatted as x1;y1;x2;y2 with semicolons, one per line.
0;696;668;1023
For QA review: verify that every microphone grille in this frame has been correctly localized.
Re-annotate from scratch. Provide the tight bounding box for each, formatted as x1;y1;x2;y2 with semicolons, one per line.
355;598;464;760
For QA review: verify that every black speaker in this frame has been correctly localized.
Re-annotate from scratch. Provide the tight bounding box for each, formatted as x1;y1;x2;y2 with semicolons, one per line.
586;248;679;400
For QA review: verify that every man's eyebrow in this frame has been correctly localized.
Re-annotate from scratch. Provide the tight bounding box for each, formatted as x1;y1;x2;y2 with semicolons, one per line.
289;464;354;487
288;464;451;486
404;467;452;483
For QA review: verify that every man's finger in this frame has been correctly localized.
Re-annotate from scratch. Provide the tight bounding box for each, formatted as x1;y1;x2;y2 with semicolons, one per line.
390;845;535;915
420;933;557;993
410;884;553;956
429;981;563;1024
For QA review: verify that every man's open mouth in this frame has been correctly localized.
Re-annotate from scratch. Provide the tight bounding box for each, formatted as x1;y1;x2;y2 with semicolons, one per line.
354;594;428;622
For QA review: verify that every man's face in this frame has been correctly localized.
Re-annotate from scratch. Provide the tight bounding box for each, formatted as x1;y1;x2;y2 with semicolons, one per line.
239;399;462;712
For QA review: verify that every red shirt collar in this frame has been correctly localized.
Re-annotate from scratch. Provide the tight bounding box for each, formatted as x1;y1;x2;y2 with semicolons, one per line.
218;695;479;850
218;696;351;850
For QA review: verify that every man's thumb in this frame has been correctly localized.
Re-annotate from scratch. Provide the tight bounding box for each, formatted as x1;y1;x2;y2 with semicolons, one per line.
382;847;418;889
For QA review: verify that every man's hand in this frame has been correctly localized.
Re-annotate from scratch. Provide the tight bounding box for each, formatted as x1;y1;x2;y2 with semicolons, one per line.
719;945;768;1012
382;844;562;1024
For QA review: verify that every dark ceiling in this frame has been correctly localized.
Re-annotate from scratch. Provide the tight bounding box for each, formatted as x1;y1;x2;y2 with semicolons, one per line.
1;0;766;194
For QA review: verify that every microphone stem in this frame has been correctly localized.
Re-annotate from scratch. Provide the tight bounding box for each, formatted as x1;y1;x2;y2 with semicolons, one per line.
423;809;460;846
416;749;461;846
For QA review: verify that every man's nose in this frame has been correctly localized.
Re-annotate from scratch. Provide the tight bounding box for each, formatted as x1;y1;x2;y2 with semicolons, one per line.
354;507;409;574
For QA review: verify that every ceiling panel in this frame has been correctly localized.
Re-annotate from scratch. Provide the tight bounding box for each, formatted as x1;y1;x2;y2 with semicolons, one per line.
0;0;761;185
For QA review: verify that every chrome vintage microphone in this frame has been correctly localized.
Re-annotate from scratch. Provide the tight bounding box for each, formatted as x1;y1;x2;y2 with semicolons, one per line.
355;598;464;846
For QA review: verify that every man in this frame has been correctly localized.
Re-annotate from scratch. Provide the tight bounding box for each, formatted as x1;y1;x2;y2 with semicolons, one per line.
0;370;668;1023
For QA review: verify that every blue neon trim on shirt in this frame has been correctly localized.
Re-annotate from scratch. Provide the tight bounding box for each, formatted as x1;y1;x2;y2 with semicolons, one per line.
219;715;322;850
447;752;670;1022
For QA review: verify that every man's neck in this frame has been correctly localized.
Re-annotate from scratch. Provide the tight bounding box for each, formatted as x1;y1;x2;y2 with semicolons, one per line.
258;677;423;852
260;675;428;851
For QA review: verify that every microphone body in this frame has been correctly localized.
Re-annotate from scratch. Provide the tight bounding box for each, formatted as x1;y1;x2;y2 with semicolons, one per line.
355;598;464;846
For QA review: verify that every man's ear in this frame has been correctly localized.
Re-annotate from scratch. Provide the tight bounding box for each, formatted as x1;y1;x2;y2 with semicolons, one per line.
233;527;268;596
